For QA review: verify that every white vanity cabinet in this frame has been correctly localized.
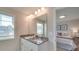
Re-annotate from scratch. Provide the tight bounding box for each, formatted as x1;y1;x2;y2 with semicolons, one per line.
21;38;48;51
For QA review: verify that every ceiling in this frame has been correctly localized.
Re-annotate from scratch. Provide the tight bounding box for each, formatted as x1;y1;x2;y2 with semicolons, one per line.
55;7;65;10
9;7;65;21
8;7;79;22
56;7;79;22
9;7;64;16
9;7;40;16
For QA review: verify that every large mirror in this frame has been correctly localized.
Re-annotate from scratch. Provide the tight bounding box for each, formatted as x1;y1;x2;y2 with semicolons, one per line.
35;14;47;37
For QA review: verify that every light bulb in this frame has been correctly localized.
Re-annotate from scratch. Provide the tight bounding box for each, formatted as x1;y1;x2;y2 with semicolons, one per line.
35;11;37;15
38;9;41;12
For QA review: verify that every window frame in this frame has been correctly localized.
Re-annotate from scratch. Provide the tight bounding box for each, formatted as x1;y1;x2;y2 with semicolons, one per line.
0;13;14;38
36;22;44;35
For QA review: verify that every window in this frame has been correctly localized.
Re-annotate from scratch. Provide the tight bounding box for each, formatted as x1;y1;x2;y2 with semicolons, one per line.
0;14;14;37
37;23;44;35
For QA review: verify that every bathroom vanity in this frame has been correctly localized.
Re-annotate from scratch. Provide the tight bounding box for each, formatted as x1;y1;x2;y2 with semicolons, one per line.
20;35;48;51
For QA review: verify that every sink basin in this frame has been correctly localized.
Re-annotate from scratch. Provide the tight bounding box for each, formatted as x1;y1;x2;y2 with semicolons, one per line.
21;36;48;45
33;39;43;44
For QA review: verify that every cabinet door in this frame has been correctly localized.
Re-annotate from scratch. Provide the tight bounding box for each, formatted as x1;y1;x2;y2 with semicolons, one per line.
21;39;38;51
21;39;31;51
38;41;49;51
21;44;31;51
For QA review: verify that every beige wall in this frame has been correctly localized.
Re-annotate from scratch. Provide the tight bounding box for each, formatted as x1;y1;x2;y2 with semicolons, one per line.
0;7;29;51
28;18;37;34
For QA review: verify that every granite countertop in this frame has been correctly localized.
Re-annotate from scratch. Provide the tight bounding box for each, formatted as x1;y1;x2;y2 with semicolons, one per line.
20;35;48;45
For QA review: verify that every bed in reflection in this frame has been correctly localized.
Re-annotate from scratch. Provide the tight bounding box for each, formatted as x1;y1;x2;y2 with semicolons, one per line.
56;36;77;51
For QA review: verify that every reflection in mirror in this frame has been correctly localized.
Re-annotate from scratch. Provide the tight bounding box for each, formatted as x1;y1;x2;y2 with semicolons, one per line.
35;14;47;37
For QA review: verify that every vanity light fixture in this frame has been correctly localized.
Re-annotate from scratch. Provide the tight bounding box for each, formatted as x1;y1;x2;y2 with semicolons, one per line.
28;7;47;18
59;15;66;19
